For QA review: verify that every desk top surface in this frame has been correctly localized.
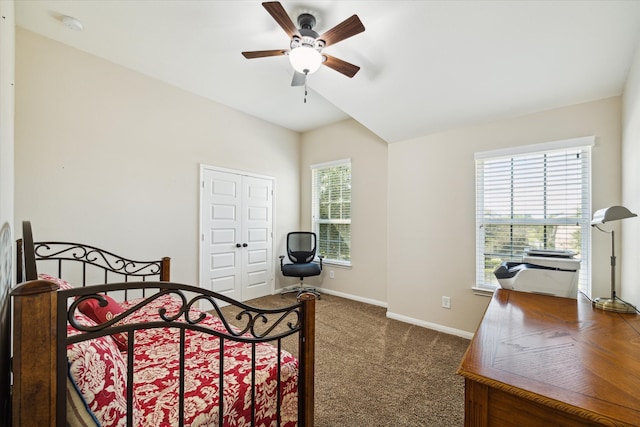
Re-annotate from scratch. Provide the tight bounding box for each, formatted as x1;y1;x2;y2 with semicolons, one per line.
458;289;640;426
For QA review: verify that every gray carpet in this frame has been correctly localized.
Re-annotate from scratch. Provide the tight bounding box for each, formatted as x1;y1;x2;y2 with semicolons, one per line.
224;293;470;426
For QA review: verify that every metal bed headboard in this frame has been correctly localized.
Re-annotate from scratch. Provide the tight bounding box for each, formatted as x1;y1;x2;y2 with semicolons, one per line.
16;221;170;286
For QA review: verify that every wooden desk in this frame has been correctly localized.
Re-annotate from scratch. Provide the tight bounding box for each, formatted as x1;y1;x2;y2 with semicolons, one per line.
457;289;640;427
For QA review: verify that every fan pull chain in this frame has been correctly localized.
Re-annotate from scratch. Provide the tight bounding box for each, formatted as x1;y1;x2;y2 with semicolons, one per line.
304;73;308;103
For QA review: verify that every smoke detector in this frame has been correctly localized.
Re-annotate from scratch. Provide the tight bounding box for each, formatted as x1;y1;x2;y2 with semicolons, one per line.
61;15;83;31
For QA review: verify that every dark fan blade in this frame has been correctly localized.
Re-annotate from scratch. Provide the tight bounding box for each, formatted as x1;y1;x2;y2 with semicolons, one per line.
242;50;287;59
291;71;306;87
323;54;360;78
318;15;365;47
262;1;299;38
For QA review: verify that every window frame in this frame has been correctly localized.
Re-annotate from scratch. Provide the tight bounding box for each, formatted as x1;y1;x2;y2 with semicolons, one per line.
474;136;594;294
311;158;352;267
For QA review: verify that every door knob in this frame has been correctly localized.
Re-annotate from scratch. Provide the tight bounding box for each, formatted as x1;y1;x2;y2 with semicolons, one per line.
242;243;248;247
236;243;241;248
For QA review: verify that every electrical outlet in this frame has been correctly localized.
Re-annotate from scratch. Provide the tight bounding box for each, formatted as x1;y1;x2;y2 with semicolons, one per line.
442;296;451;309
329;270;335;279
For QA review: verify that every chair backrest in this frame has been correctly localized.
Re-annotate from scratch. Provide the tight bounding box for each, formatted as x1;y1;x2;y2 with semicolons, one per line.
287;232;317;264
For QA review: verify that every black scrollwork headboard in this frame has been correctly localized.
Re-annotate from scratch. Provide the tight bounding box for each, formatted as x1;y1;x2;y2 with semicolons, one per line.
16;221;170;287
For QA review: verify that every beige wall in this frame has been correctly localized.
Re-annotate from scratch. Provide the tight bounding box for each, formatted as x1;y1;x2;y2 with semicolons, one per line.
0;0;15;279
388;97;623;335
300;119;388;304
621;38;640;309
13;25;635;337
14;29;301;287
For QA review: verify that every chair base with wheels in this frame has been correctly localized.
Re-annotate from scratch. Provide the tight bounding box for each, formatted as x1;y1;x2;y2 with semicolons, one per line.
281;284;322;299
279;231;324;300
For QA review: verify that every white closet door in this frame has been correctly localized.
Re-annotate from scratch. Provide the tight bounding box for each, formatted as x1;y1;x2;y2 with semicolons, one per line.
241;176;273;300
200;167;273;302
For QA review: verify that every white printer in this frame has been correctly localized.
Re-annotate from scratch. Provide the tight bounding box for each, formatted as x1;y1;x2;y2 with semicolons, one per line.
493;249;580;298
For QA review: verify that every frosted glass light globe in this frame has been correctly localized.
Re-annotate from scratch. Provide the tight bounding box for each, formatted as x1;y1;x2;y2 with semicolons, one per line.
289;46;322;74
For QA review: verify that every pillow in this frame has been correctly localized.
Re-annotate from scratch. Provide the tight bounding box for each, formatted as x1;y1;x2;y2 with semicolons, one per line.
39;273;73;290
67;315;101;427
67;313;141;427
39;273;78;310
78;294;128;351
67;365;100;427
77;294;124;324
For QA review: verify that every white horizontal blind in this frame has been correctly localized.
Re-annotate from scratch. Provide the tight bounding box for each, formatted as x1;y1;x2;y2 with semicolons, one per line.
475;139;592;293
311;159;352;265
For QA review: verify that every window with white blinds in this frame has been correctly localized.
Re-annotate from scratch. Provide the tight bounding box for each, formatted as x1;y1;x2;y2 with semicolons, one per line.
311;159;352;265
475;137;593;293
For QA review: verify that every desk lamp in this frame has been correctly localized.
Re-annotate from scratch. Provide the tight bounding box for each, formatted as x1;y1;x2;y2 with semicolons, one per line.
591;205;637;313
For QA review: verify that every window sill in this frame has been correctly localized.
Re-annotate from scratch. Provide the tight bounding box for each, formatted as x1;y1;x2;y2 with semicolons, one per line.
472;286;495;297
321;259;352;268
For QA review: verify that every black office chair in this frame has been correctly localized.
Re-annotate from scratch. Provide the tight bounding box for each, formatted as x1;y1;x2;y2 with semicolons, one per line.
280;231;323;299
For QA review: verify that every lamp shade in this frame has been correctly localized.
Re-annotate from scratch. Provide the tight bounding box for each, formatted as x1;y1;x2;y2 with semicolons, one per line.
289;46;322;74
591;205;637;225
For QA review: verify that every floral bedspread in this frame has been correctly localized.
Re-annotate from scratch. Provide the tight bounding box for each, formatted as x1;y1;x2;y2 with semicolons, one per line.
65;287;298;427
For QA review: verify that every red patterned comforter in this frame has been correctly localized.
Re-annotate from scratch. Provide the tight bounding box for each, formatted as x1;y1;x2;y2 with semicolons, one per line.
68;291;299;427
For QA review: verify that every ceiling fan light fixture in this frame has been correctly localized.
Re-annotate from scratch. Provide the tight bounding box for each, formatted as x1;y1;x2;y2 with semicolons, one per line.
289;46;323;74
242;2;365;83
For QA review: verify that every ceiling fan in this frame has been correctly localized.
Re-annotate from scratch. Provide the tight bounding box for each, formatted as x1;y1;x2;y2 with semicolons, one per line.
242;1;365;87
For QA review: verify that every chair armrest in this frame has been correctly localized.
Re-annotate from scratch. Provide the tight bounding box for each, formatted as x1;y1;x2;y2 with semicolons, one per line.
279;255;284;268
318;255;324;268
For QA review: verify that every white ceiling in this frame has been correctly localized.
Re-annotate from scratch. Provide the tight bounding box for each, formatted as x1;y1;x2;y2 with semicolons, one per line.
14;0;640;143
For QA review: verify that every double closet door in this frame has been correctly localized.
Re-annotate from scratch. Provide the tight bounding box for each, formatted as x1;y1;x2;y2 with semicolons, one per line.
200;166;273;302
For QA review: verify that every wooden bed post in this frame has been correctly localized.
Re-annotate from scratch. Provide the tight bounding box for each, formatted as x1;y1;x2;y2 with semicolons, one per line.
11;280;58;427
160;257;171;281
298;293;316;427
15;239;23;284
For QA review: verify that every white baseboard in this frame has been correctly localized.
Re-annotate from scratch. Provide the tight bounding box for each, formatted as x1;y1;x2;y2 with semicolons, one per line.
274;287;474;340
318;288;388;308
386;311;474;340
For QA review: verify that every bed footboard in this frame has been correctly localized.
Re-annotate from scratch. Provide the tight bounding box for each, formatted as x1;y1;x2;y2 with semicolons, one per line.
11;280;59;426
11;282;316;427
